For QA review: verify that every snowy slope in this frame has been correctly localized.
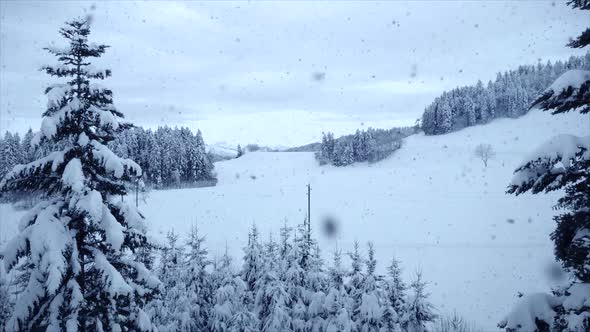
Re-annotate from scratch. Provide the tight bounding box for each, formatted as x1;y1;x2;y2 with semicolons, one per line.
1;109;588;329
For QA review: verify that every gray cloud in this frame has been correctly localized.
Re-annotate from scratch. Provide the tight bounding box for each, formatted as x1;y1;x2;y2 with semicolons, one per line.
0;1;587;145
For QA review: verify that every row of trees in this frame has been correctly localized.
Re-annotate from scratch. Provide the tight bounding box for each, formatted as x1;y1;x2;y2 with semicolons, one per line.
421;52;590;135
139;221;436;332
109;126;216;188
0;125;217;190
316;126;417;167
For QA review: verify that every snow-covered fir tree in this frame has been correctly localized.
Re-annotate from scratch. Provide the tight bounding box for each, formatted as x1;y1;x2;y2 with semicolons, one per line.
210;247;236;332
500;1;590;331
149;230;192;331
404;271;436;332
357;242;382;332
381;257;408;332
184;224;213;331
0;17;159;331
325;247;354;332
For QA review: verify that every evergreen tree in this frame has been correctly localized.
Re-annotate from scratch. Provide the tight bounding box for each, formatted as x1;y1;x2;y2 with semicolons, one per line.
255;257;292;331
404;271;436;332
149;230;191;331
502;2;590;330
0;263;11;332
242;224;265;306
211;248;237;332
0;17;158;331
357;242;382;332
237;144;245;158
185;224;213;331
21;128;35;164
325;248;353;332
381;257;407;332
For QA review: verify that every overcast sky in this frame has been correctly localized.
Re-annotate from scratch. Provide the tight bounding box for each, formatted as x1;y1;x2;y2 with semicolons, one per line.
0;1;588;146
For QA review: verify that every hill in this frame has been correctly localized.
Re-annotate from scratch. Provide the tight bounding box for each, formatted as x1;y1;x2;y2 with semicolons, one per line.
1;108;587;329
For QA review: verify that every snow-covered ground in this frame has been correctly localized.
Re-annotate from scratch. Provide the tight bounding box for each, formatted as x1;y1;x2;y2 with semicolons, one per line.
1;108;587;329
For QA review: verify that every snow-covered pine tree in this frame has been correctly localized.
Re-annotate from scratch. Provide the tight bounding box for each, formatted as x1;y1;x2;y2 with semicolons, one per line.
0;17;158;331
255;244;292;331
237;144;245;158
184;223;213;331
347;241;366;330
242;224;265;308
566;0;590;49
286;224;309;332
0;132;20;180
357;242;382;332
21;129;36;164
0;262;11;332
229;274;260;332
149;230;191;331
211;247;236;332
307;244;328;332
325;248;353;332
501;2;590;331
404;271;436;332
381;257;407;332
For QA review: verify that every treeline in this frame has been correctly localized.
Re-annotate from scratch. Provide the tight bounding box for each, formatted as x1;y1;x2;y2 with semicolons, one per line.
0;126;217;189
132;221;435;331
109;126;216;188
421;53;590;135
316;126;418;166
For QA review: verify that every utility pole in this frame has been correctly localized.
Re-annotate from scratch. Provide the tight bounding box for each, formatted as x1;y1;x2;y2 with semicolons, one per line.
306;184;311;241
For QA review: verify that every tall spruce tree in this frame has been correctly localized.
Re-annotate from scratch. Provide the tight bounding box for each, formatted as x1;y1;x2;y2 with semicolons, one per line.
0;17;158;331
501;1;590;330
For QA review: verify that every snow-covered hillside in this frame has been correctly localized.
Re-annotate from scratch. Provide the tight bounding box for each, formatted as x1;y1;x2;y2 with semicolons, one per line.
1;109;587;329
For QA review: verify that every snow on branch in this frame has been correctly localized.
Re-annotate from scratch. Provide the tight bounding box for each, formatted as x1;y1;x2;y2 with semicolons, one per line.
91;140;142;178
531;69;590;114
0;149;69;190
92;249;133;296
509;134;590;194
498;293;562;331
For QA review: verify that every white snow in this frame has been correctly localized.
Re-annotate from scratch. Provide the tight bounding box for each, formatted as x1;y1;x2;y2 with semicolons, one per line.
546;69;590;94
92;249;133;296
521;134;589;169
0;149;68;189
62;158;84;193
91;140;142;178
1;108;588;329
563;283;590;311
498;293;561;331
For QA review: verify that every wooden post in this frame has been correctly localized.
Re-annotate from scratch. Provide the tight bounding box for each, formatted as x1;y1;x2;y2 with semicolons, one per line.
306;184;311;241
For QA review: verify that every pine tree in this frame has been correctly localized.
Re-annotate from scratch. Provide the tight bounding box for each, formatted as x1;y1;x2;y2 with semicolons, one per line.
566;1;590;49
0;17;158;331
357;242;382;332
381;257;407;332
21;128;35;164
501;2;590;330
307;244;328;332
255;257;292;331
149;230;191;331
325;248;353;332
242;224;265;306
237;144;245;158
185;224;213;331
404;271;436;332
0;263;11;332
347;241;365;330
211;248;236;332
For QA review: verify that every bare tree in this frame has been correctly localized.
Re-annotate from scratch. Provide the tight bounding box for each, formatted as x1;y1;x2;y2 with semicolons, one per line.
474;143;495;167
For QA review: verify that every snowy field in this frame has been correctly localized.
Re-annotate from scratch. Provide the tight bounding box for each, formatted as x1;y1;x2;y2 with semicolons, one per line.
1;109;587;329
